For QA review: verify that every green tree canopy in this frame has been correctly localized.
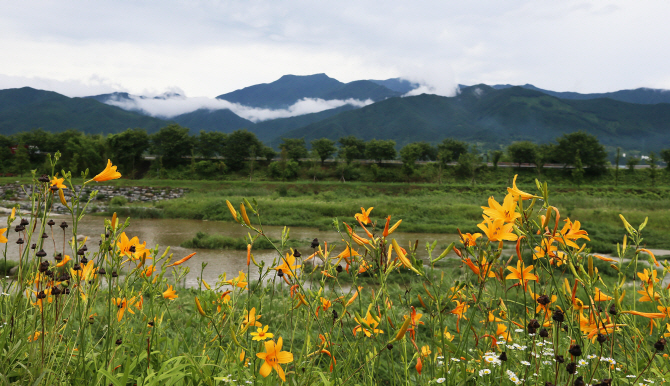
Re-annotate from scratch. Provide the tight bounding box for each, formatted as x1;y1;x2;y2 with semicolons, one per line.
338;136;366;161
223;129;263;171
310;138;337;165
659;148;670;169
195;131;227;158
279;138;308;162
554;131;608;175
437;138;468;163
106;128;150;178
150;124;193;168
365;139;396;164
399;143;423;178
507;141;538;166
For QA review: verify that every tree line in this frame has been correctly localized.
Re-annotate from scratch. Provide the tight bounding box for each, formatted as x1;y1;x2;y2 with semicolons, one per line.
2;125;670;181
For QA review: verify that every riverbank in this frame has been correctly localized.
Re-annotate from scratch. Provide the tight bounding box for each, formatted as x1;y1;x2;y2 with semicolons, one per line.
3;178;670;252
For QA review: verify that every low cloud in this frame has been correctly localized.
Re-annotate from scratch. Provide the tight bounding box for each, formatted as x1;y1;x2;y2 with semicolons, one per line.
105;94;374;122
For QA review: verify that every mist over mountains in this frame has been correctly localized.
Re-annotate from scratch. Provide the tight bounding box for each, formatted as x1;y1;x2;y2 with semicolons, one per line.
3;74;670;152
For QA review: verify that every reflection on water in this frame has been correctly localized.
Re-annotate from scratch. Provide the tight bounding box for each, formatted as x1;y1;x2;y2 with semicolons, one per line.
3;214;459;288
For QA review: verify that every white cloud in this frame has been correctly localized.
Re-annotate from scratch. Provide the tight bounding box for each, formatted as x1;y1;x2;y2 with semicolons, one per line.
0;74;124;97
105;94;374;122
0;1;669;96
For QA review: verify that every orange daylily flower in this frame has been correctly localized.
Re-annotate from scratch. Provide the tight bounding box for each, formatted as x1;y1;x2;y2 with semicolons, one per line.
256;337;293;382
637;286;661;302
558;219;590;249
0;228;6;244
113;295;142;322
533;237;567;266
450;300;469;332
463;257;496;280
167;252;196;267
56;254;71;267
316;297;332;316
251;325;274;341
354;207;373;225
593;287;613;302
91;159;122;182
225;271;248;289
70;260;98;282
353;310;384;337
638;269;660;286
242;307;262;330
403;306;424;339
273;250;301;277
50;177;67;189
116;232;148;261
507;174;539;200
162;285;177;300
477;216;518;242
459;231;481;247
496;323;512;342
482;193;521;223
382;215;402;237
505;260;538;289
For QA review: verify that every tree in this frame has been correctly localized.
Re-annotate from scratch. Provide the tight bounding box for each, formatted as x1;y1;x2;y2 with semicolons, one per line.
413;142;437;161
279;138;308;162
107;129;150;178
150;124;193;168
660;148;670;170
13;142;31;177
554;132;608;175
310;138;337;165
0;134;13;171
195;131;227;158
571;150;584;185
648;152;659;186
491;150;503;169
338;136;366;163
399;143;423;181
223;129;263;171
365;139;396;164
507;141;538;167
455;151;482;185
614;147;621;187
437;138;468;163
627;156;640;172
261;146;277;162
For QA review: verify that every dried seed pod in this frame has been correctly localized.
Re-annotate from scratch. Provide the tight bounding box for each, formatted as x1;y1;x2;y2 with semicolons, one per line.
528;319;541;329
566;362;577;374
311;238;319;249
536;294;551;305
597;333;607;344
608;304;617;315
111;271;118;278
293;249;301;258
54;253;62;261
15;225;25;232
568;344;582;357
41;232;48;239
555;355;565;363
539;328;549;338
98;268;107;275
16;238;24;245
336;265;343;273
60;221;68;229
552;309;565;323
47;219;55;226
38;174;50;182
654;338;666;351
80;257;88;265
20;218;29;226
277;269;284;277
115;338;122;346
386;343;393;350
573;376;585;386
498;352;507;362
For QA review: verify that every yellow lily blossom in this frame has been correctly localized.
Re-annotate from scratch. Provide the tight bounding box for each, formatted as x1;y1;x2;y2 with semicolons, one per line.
251;325;274;341
477;216;518;242
256;337;293;382
354;207;373;225
482;193;521;223
90;159;121;182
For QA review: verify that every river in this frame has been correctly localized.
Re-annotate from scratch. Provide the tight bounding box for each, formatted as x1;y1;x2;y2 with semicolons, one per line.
2;214;460;288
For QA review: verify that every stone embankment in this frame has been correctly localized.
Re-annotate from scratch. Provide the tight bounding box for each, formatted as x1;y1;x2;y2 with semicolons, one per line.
0;183;186;213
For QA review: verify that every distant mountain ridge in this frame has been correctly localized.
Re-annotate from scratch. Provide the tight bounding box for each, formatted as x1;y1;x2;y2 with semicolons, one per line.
465;84;670;105
216;73;403;109
0;87;168;135
278;84;670;151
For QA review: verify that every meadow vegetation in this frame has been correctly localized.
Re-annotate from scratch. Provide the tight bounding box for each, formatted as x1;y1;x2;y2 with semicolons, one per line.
2;156;670;385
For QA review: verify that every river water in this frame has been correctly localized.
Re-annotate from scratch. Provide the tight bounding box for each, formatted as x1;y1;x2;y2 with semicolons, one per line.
2;214;459;288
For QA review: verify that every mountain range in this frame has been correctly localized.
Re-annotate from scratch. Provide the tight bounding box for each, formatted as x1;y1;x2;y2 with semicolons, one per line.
2;74;670;152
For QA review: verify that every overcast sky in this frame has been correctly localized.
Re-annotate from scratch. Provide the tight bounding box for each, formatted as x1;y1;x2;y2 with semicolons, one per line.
1;1;669;98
